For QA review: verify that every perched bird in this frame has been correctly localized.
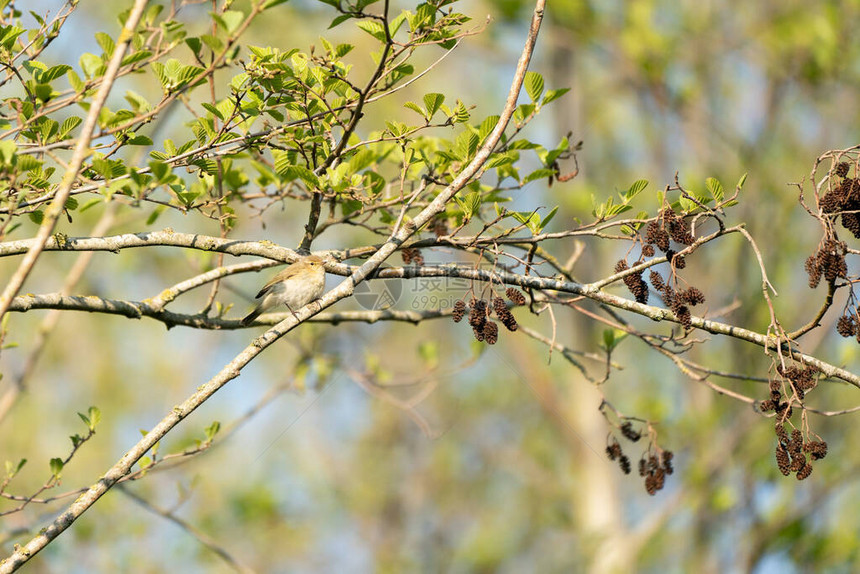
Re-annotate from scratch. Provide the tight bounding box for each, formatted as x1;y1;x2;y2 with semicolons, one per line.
240;255;326;326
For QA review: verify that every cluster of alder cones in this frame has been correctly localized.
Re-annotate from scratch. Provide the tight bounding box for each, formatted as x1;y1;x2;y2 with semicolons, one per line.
759;364;827;481
452;288;526;344
613;208;708;330
606;422;674;496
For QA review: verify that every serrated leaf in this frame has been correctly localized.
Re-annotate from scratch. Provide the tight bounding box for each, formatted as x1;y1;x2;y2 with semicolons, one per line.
455;191;482;219
625;179;648;201
423;93;444;117
524;71;544;102
455;131;478;161
59;116;82;138
478;115;499;142
121;50;152;67
356;20;386;42
40;64;71;83
403;101;425;119
706;177;723;203
487;151;516;168
454;101;469;123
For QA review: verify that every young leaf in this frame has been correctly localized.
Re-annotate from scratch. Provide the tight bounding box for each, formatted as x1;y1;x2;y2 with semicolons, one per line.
706;177;723;203
423;93;444;117
625;179;649;201
524;71;544;102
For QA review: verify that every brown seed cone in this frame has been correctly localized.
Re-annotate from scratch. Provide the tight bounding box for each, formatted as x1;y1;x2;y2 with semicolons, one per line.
505;287;527;306
482;321;499;344
620;421;641;442
468;300;488;328
492;296;507;317
452;300;466;323
775;444;791;476
796;463;813;480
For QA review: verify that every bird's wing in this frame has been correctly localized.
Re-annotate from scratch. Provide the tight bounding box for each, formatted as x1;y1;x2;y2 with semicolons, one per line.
255;266;294;299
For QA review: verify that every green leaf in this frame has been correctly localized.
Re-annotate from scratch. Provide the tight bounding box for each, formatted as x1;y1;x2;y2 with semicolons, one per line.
0;140;16;164
67;70;84;93
455;131;478;161
357;20;386;42
59;116;82;138
540;206;558;230
126;135;153;146
215;10;244;35
205;421;221;441
87;406;101;429
487;151;516;168
329;13;353;28
706;177;723;203
79;53;105;79
201;102;224;120
453;100;470;123
478;115;499;142
403;101;425;119
146;206;166;225
524;71;544;102
273;151;319;187
523;168;555;185
511;210;541;233
625;179;649;201
121;50;152;66
736;172;747;190
49;457;63;477
40;64;72;83
423;93;444;117
5;458;26;478
95;31;114;56
455;191;482;219
28;210;43;224
542;88;570;105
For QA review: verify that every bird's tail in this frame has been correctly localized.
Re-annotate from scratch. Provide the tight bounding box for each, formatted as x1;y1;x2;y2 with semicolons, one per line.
240;307;262;326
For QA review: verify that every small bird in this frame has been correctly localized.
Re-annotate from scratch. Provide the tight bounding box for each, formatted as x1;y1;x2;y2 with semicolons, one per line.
240;255;326;326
